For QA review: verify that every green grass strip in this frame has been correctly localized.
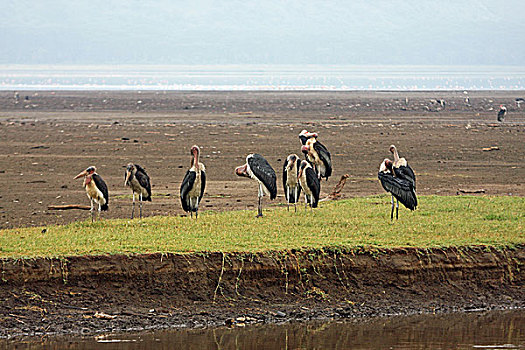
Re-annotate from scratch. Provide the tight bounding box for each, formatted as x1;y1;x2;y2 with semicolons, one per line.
0;195;523;258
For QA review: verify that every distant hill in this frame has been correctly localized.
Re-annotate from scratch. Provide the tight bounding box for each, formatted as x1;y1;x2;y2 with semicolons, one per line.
1;0;524;65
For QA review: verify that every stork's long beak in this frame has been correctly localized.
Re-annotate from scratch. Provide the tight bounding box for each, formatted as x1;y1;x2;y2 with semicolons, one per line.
235;164;249;178
193;149;199;167
74;170;87;179
124;170;131;186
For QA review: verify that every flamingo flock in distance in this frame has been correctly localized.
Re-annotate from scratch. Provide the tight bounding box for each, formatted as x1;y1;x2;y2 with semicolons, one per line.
74;128;419;222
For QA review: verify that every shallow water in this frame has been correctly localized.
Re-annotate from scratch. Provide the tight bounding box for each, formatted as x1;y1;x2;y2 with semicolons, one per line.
6;309;525;349
1;65;524;90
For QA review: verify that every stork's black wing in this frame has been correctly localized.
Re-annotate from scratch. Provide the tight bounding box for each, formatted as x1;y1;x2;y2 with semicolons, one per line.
282;159;288;196
394;164;416;191
299;135;308;145
180;170;196;212
296;161;302;201
378;172;417;210
248;154;277;200
92;174;109;210
199;170;206;203
313;141;332;179
497;109;506;122
134;164;152;201
305;167;320;208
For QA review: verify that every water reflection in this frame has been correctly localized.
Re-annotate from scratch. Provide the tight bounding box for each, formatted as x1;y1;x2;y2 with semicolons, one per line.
1;65;524;90
6;310;525;349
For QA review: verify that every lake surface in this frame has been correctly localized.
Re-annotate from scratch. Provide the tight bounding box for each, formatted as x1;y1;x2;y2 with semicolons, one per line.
5;309;524;349
1;65;524;91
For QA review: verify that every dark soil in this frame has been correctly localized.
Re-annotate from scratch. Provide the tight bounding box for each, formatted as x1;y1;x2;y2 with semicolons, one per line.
0;91;524;228
1;245;524;338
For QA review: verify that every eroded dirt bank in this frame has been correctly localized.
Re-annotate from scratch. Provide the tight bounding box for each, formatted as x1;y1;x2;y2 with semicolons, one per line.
1;245;524;338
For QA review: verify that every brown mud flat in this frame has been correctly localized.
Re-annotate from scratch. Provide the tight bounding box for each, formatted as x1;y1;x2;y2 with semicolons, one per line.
0;91;524;229
1;245;524;338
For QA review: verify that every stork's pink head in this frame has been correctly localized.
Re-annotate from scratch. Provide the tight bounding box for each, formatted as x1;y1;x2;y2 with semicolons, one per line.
74;166;96;179
286;154;298;170
299;130;318;138
191;145;200;156
235;163;249;178
379;159;393;173
301;144;309;154
298;160;309;178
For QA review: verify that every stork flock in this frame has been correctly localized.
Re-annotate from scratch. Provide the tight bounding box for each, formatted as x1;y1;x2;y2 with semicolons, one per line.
74;129;418;222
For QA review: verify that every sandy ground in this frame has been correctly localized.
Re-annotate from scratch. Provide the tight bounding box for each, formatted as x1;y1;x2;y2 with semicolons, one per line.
0;90;524;229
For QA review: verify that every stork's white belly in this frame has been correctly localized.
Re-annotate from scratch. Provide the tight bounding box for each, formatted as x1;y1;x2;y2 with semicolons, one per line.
128;177;149;197
318;163;326;177
306;153;316;165
299;173;312;196
86;182;106;205
188;173;202;198
246;164;270;196
307;152;325;175
286;171;298;188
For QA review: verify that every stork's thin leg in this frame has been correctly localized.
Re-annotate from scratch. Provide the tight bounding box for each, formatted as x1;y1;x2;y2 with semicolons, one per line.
396;199;399;220
305;195;308;211
294;186;298;213
98;203;102;220
189;197;193;218
131;193;135;219
139;194;143;219
257;184;264;217
90;199;94;222
310;196;313;212
390;195;395;221
287;187;290;211
195;198;199;220
257;196;263;217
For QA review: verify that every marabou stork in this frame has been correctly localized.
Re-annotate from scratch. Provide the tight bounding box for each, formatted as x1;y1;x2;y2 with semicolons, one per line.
301;137;332;180
74;166;109;222
378;159;417;220
389;145;416;191
235;153;277;217
180;145;206;218
298;160;320;210
498;105;507;122
282;154;302;211
124;163;152;219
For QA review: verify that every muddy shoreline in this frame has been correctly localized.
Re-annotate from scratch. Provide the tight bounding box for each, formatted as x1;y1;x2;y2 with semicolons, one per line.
1;245;524;338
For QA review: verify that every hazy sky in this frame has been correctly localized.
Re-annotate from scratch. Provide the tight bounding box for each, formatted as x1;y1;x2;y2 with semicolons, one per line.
2;0;524;65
